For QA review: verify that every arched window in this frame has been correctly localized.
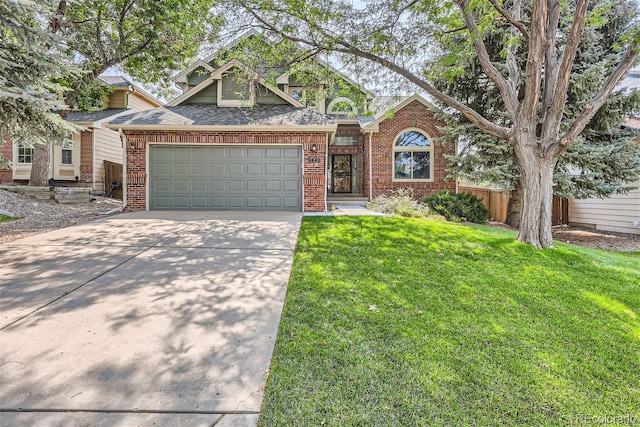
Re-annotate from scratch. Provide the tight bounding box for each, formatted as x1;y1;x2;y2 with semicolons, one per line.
327;97;358;115
393;129;433;181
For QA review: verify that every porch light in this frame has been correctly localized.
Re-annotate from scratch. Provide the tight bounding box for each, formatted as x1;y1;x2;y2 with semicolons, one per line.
310;143;318;152
130;142;136;152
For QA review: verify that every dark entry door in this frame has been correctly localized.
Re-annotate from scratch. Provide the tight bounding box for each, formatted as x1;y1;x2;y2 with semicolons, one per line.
332;154;352;193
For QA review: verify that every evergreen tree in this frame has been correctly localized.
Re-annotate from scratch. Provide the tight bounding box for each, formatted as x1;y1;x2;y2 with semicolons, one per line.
0;0;75;171
440;1;640;227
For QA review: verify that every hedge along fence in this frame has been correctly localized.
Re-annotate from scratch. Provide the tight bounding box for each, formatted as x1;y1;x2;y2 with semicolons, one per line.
458;186;569;225
458;186;509;222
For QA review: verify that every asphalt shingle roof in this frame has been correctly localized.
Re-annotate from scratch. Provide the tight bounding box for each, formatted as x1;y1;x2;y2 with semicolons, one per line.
67;108;131;123
108;104;335;127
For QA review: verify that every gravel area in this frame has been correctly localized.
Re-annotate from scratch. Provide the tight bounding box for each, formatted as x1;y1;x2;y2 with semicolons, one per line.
0;189;123;243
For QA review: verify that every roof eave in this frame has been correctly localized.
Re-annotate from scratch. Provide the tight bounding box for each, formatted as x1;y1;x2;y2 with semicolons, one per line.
104;124;337;132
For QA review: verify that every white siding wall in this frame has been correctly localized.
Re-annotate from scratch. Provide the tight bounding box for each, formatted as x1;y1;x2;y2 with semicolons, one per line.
93;128;122;193
569;183;640;235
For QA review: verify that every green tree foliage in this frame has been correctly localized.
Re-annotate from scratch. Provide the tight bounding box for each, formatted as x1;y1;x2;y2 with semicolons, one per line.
440;1;640;224
20;0;220;185
59;0;221;106
0;0;75;169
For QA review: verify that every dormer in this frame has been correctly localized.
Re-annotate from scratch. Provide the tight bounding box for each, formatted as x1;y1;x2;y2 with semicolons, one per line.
168;59;304;108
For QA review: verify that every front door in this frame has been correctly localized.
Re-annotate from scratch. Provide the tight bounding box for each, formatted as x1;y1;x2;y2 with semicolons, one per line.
332;154;352;193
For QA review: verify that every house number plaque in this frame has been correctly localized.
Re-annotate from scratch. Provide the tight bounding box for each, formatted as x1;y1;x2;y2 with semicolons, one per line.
306;157;322;163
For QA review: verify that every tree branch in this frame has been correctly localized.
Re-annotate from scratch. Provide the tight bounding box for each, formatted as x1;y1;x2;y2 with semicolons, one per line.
542;0;589;145
455;0;519;118
506;0;523;94
541;0;561;129
520;0;547;126
240;2;511;140
562;45;640;147
488;0;529;40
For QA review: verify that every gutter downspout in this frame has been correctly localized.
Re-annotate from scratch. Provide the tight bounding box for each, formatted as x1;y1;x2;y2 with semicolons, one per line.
325;133;331;212
104;128;127;214
368;131;373;201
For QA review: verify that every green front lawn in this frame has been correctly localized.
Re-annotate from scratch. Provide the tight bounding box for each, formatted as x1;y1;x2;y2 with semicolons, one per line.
260;217;640;426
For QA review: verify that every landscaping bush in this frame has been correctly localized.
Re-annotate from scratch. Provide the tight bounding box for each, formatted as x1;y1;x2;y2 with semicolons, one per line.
423;191;489;223
367;188;430;218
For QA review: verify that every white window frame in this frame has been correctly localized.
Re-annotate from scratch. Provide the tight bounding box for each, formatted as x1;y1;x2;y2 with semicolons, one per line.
392;128;434;182
17;144;33;164
61;147;73;165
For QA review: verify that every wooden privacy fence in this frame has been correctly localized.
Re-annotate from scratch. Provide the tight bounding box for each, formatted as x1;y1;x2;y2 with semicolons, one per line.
103;160;123;200
458;186;568;225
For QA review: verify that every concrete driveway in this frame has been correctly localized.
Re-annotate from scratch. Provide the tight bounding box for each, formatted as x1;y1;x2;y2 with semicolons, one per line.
0;211;301;427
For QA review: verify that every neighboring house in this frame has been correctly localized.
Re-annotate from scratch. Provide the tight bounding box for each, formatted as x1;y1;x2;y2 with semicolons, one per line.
105;35;454;212
0;76;161;196
568;116;640;235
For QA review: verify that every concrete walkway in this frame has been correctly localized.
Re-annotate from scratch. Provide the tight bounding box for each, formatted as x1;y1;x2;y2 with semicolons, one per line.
0;211;301;427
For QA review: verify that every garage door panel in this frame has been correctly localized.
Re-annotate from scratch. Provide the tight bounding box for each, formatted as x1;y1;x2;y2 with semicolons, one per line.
265;196;282;207
246;196;263;208
150;145;302;211
172;147;192;160
210;196;226;208
154;196;172;209
173;196;190;209
283;197;300;208
228;196;244;208
246;163;262;174
228;180;244;191
229;163;244;174
173;180;190;191
283;180;300;191
210;180;225;191
265;148;282;158
211;163;226;174
246;148;263;158
283;163;300;175
264;180;281;191
247;180;263;191
192;180;207;191
283;147;300;158
173;163;191;175
154;179;171;191
265;164;281;175
191;163;208;175
192;196;208;208
154;163;171;175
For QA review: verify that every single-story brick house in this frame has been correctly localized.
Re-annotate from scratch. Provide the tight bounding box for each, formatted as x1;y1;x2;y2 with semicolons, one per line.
0;76;161;196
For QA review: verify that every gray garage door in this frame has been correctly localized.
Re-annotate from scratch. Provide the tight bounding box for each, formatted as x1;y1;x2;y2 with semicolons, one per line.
149;145;302;211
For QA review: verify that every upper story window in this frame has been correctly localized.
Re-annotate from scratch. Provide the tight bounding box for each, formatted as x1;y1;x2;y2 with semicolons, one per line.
289;87;316;107
17;144;33;164
327;97;357;116
393;129;433;181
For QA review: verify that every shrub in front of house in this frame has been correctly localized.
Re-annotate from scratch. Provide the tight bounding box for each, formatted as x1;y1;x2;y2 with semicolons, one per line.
367;188;430;218
423;191;489;223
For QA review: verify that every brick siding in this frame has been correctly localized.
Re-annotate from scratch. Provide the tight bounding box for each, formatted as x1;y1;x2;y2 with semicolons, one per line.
0;135;12;183
369;100;456;199
123;131;328;212
79;130;93;183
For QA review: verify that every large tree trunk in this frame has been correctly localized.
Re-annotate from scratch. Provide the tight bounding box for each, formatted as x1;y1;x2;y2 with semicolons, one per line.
505;181;523;228
28;141;51;186
514;142;556;249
